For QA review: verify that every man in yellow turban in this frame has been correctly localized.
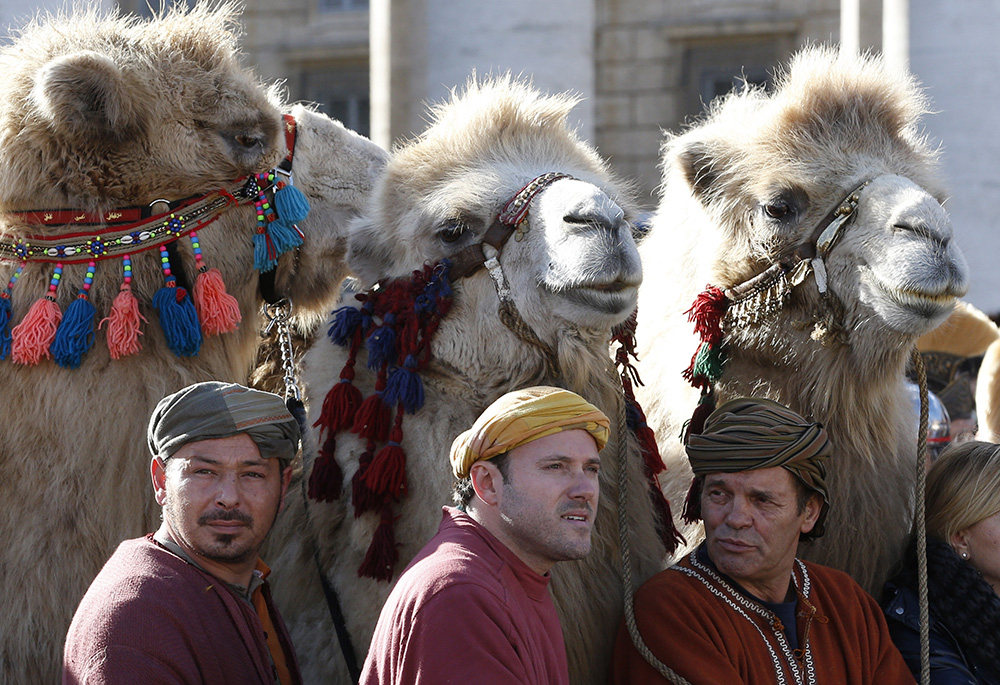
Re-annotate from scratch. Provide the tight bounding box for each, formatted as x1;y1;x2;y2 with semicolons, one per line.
362;386;609;685
613;397;912;684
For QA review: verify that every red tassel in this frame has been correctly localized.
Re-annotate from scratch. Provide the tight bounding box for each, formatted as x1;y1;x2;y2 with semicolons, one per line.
648;479;685;555
100;283;146;359
683;390;717;443
357;504;399;582
193;267;241;335
352;448;379;517
684;285;729;346
314;367;363;435
11;296;61;365
682;476;704;524
352;394;392;442
636;424;665;475
363;442;407;501
308;435;343;502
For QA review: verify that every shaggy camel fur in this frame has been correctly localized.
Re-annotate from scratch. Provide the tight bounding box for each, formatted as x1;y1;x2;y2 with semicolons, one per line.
267;77;668;684
0;6;385;681
633;47;968;595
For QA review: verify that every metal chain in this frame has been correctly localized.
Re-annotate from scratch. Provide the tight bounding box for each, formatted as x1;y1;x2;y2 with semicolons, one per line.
263;298;301;401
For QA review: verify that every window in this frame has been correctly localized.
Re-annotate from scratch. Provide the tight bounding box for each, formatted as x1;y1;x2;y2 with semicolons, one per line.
299;65;370;138
680;39;784;118
318;0;369;11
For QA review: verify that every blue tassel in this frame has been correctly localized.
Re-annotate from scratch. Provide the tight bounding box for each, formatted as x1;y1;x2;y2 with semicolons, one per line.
253;231;279;273
383;357;425;414
327;306;362;347
274;183;311;223
267;218;305;256
153;283;202;356
52;296;96;369
366;313;397;369
0;294;13;360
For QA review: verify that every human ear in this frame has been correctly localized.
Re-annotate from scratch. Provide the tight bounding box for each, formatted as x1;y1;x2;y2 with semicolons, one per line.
151;457;169;506
951;529;971;560
469;461;501;507
799;494;822;535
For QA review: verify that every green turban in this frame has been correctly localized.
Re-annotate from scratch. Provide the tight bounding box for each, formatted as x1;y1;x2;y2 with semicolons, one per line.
147;381;300;463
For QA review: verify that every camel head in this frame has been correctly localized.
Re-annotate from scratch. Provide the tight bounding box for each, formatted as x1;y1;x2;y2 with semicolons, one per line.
662;46;968;353
347;75;640;341
0;4;385;368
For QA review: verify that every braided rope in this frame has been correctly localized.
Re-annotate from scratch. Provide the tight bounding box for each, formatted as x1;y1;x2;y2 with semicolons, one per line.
613;363;691;685
497;299;560;378
910;349;930;685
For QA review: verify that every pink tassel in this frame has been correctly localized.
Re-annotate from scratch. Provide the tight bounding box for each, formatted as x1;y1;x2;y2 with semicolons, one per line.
193;266;241;335
100;284;147;359
11;296;61;365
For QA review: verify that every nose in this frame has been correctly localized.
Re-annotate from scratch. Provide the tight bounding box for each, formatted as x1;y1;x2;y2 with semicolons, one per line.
563;199;626;234
567;469;598;503
215;473;241;509
723;497;752;529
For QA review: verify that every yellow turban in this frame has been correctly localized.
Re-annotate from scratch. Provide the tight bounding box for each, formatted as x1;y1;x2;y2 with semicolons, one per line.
450;386;610;479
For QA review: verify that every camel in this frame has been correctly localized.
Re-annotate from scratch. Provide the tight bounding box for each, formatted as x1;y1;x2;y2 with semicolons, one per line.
266;76;672;684
632;46;969;595
0;5;386;681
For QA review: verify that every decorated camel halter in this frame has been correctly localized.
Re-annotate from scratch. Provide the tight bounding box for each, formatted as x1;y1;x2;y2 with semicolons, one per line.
0;114;309;368
310;171;681;582
682;180;870;437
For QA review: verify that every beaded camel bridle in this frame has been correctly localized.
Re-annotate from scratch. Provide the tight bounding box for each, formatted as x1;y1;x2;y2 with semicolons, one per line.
0;114;310;368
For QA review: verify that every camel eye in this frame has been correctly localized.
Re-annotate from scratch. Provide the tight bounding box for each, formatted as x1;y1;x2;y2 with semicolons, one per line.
764;200;792;219
439;219;468;244
233;133;263;150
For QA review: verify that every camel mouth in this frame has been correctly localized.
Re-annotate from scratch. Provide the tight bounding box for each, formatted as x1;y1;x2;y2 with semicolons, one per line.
556;281;639;316
867;271;961;320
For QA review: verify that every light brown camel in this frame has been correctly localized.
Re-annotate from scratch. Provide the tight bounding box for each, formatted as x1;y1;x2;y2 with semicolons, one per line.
0;5;385;681
267;76;672;684
633;46;969;595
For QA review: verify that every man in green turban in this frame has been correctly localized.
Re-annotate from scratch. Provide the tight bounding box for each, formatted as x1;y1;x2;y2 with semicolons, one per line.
64;382;303;684
613;397;912;684
362;386;609;685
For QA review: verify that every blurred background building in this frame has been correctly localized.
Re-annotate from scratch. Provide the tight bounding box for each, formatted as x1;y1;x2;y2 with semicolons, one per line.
2;0;998;315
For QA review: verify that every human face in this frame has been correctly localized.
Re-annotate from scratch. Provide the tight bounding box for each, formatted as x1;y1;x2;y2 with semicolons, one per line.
151;433;292;587
955;511;1000;595
701;468;820;603
484;429;601;575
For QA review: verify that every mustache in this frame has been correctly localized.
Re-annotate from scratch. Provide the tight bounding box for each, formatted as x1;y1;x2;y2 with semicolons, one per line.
557;503;595;517
198;509;253;526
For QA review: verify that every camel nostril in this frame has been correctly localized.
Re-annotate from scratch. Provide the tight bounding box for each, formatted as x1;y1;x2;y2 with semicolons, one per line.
564;211;624;233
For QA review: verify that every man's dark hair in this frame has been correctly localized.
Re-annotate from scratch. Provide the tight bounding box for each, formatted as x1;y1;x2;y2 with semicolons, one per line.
452;452;511;507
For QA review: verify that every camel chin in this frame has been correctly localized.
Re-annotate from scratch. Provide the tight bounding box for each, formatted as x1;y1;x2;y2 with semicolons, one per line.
860;271;965;334
550;283;639;326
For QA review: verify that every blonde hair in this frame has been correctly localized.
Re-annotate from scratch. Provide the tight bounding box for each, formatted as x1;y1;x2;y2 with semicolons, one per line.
926;441;1000;544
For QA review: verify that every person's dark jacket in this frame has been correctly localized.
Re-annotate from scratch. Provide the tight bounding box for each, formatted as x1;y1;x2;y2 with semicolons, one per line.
882;538;1000;684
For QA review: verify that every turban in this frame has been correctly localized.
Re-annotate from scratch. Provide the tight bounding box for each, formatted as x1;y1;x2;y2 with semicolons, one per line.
147;381;300;463
685;397;831;536
450;386;610;479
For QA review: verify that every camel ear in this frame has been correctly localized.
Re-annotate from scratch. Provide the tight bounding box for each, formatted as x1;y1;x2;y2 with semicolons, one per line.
673;139;722;203
30;51;149;142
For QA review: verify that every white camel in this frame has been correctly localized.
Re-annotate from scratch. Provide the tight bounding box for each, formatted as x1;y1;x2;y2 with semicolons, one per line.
634;46;969;594
268;76;672;685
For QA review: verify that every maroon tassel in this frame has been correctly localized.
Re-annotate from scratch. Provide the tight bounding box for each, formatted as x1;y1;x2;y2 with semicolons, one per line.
682;476;704;524
357;504;399;582
307;435;344;502
648;480;685;555
352;447;379;518
352;393;392;442
363;410;407;501
635;423;664;476
682;389;716;443
315;366;363;435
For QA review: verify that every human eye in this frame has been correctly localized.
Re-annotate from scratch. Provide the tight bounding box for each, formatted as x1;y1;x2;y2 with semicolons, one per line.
585;463;600;475
243;470;267;479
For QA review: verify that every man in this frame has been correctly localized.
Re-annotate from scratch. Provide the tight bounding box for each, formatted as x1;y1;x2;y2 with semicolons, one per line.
63;382;302;685
612;397;913;684
361;385;609;685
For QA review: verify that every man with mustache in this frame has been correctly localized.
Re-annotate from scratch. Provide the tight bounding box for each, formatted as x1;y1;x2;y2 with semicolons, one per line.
63;382;302;684
361;386;608;685
612;397;913;684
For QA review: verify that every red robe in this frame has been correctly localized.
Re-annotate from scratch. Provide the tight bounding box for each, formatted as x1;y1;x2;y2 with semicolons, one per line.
612;549;914;684
63;535;301;685
361;507;569;685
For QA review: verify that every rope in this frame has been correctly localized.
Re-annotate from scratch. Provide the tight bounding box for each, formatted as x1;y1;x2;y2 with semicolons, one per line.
613;364;691;685
497;299;560;378
911;348;930;685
